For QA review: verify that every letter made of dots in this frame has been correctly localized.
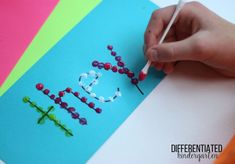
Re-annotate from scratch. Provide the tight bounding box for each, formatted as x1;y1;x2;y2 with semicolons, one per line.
22;97;73;137
35;70;121;125
92;45;144;95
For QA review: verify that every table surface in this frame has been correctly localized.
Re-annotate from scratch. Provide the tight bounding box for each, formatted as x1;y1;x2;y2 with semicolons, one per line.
89;0;235;163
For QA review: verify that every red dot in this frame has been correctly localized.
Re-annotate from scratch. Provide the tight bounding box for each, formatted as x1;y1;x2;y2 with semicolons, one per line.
104;63;112;70
131;78;139;85
112;66;118;72
36;83;44;90
88;102;95;108
81;97;87;103
95;108;102;113
73;92;79;97
127;71;134;78
43;89;50;95
66;87;72;93
55;97;61;104
58;91;65;97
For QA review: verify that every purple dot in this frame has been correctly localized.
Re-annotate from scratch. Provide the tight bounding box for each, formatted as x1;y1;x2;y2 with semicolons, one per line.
111;51;116;56
98;62;104;69
68;107;75;113
50;94;55;100
92;61;99;67
79;118;87;125
115;56;122;61
117;61;125;67
107;45;113;50
118;69;125;74
60;102;68;108
72;112;80;119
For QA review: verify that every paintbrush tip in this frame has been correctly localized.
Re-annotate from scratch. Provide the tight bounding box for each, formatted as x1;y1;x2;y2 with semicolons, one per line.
138;71;147;81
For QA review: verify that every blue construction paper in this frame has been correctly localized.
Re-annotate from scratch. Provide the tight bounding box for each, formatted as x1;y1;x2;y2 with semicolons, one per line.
0;0;163;163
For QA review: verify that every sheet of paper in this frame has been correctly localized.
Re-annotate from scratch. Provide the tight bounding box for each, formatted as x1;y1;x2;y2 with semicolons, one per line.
89;1;235;163
88;62;235;164
0;0;163;163
0;0;59;87
0;0;101;96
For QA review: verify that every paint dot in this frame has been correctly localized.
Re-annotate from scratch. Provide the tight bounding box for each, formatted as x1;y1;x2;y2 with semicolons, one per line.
117;61;125;67
111;51;116;56
81;97;87;103
107;45;113;50
127;71;134;78
50;94;55;100
111;66;118;72
60;102;68;108
115;56;122;61
92;61;99;67
104;63;112;70
118;69;125;74
43;89;50;95
79;118;87;125
55;97;61;104
68;107;75;112
73;92;79;97
98;62;104;69
58;91;65;97
88;102;95;108
131;78;139;85
36;83;44;90
95;108;102;113
66;87;72;93
72;113;80;119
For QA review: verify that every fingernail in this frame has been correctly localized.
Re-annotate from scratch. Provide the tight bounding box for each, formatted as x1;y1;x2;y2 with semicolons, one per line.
150;49;158;61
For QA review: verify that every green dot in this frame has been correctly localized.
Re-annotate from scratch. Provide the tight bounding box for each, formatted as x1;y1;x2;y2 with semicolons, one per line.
48;114;56;120
23;97;30;103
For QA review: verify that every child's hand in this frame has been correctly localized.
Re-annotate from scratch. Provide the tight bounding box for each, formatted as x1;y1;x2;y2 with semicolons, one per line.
144;2;235;77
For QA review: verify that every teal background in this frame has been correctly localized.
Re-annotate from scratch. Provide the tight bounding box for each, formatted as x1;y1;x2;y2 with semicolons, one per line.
0;0;163;163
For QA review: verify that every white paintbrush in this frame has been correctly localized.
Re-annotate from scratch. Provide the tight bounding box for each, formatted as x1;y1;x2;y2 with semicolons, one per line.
139;0;186;81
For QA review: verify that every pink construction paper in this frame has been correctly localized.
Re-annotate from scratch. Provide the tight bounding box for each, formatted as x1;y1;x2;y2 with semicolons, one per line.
0;0;59;86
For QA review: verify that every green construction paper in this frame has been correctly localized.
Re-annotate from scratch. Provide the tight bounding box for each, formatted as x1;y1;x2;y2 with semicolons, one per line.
0;0;101;96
